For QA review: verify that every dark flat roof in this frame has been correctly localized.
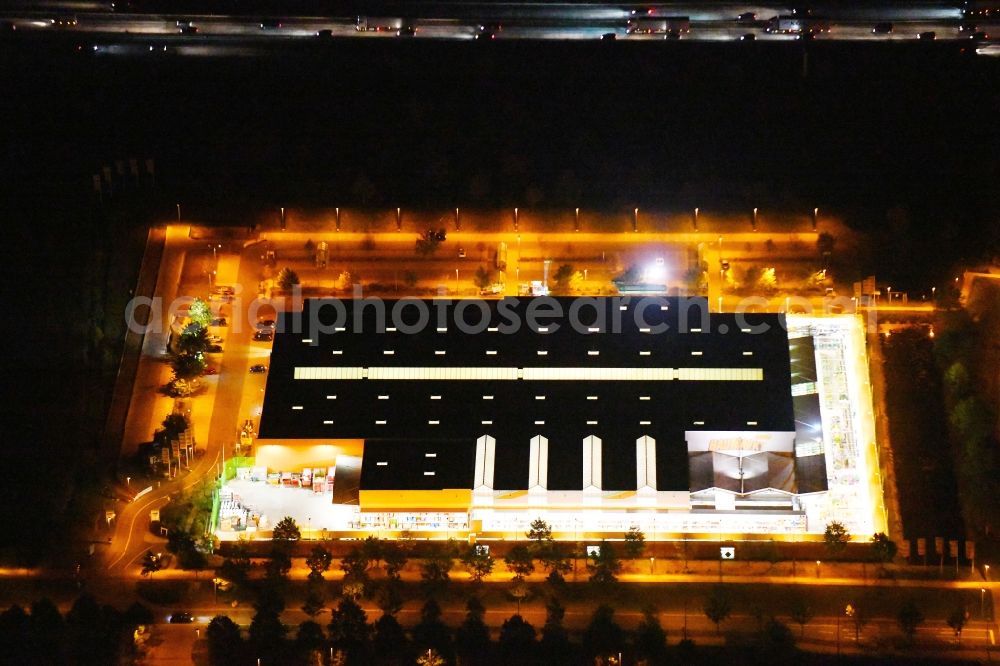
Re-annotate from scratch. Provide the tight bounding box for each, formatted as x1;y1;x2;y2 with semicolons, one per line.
259;297;795;492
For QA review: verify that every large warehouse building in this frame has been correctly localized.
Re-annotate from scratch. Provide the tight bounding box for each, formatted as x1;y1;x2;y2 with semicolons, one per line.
216;297;881;539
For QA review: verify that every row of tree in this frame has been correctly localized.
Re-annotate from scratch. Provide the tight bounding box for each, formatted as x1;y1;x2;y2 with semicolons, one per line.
0;596;154;666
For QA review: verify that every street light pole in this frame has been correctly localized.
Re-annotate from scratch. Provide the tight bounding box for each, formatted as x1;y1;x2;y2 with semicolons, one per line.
812;207;819;230
693;206;699;230
575;207;580;232
335;207;340;231
176;203;181;222
752;207;758;231
633;207;639;233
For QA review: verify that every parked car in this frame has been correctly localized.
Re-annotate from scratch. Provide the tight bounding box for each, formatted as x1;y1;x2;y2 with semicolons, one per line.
169;611;193;624
256;319;276;330
253;331;273;342
210;318;227;327
249;364;267;374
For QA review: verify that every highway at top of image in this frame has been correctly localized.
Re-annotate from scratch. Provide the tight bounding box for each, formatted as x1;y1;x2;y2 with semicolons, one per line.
1;0;997;52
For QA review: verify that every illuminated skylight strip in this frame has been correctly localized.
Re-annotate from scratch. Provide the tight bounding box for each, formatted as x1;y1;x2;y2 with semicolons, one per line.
295;367;763;381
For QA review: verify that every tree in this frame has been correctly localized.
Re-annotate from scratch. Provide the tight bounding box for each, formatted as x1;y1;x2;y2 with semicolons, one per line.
623;526;646;559
375;581;404;617
188;298;213;328
340;546;372;585
327;597;370;664
461;545;495;582
539;597;573;666
761;618;796;656
28;598;65;664
582;604;625;662
249;607;287;663
526;518;552;547
498;615;537;664
140;550;162;577
272;516;301;543
474;266;492;290
412;600;453;664
456;597;492;665
505;544;535;582
301;587;325;618
306;545;333;582
171;352;206;381
276;267;300;290
896;600;924;644
416;228;447;256
219;542;251;586
176;323;210;356
870;532;898;564
703;587;733;634
539;541;573;585
634;606;667;664
586;541;622;587
947;607;968;643
206;615;243;666
552;264;581;294
420;543;455;594
823;521;850;558
382;541;408;580
295;620;326;660
373;613;409;665
788;595;815;638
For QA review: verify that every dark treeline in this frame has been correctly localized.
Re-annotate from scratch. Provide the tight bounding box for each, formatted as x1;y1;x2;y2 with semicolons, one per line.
0;595;154;666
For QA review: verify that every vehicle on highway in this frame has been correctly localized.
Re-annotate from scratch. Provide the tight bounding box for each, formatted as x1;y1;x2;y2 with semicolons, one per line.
51;16;78;28
249;364;267;374
259;19;283;30
601;32;616;40
872;22;893;34
316;29;332;38
797;28;817;40
0;21;15;33
968;30;990;40
476;30;496;40
176;19;191;28
959;23;978;35
478;22;502;33
626;16;690;35
739;32;755;41
665;29;681;39
736;12;756;23
629;6;654;16
764;16;803;34
253;331;273;342
918;31;936;40
355;16;399;32
179;25;198;34
168;612;193;624
397;25;416;37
